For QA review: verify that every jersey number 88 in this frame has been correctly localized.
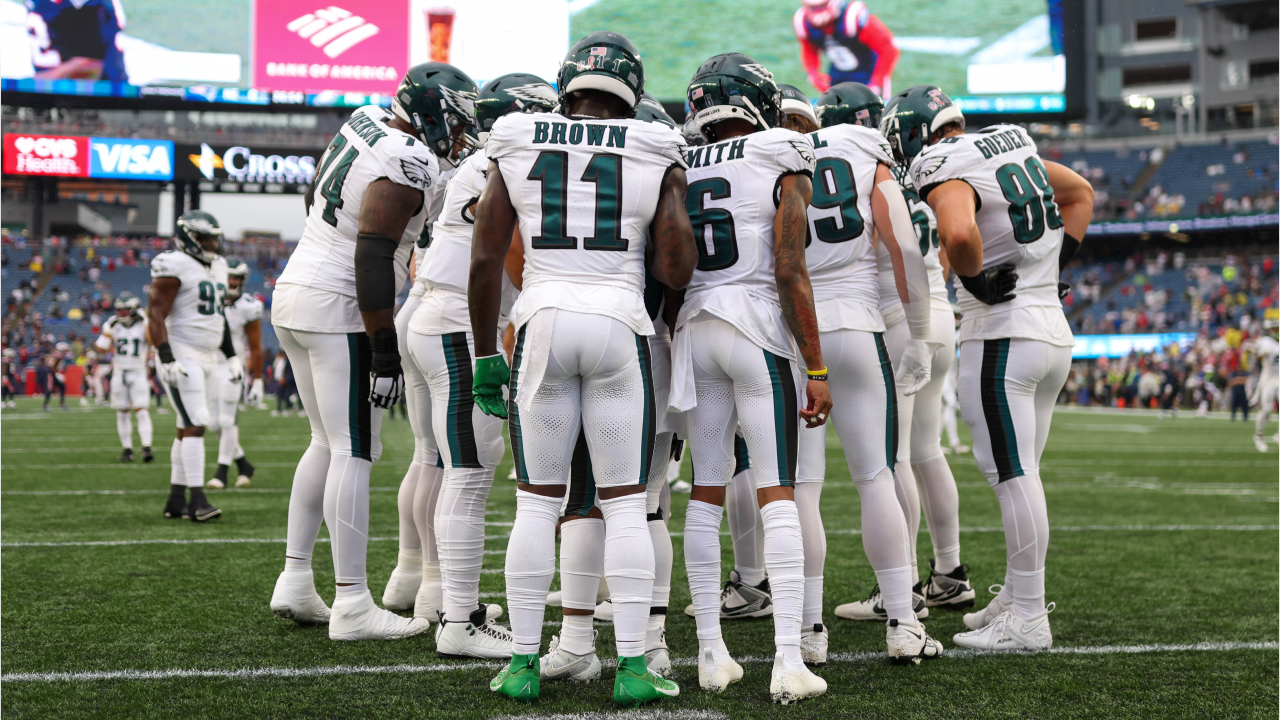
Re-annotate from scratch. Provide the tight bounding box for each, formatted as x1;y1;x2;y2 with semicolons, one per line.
996;156;1063;245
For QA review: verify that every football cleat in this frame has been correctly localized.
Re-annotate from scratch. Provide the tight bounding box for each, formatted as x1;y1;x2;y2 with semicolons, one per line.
545;590;563;607
645;627;671;677
234;457;255;486
118;448;134;463
886;619;944;664
329;589;430;641
381;566;422;612
187;489;221;522
684;570;773;619
834;583;928;621
141;446;154;463
207;464;229;489
614;655;679;707
436;605;513;659
413;580;443;621
594;598;614;623
964;585;1011;630
162;488;188;519
769;652;827;704
269;568;331;625
235;475;252;488
697;647;743;692
670;480;692;493
538;633;600;682
923;561;976;609
801;623;828;666
1254;434;1268;453
491;654;539;702
952;605;1054;651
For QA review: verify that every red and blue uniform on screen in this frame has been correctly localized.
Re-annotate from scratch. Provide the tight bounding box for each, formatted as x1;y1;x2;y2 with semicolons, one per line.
794;0;898;98
27;0;129;83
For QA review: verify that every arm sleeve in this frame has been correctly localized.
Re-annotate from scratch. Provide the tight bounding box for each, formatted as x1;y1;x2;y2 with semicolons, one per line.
860;15;899;89
799;39;822;75
877;177;932;341
219;319;236;359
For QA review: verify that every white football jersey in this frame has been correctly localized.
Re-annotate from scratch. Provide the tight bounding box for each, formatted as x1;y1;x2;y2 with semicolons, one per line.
101;312;149;370
912;124;1070;346
1257;335;1279;383
486;112;687;335
224;294;263;359
151;251;229;352
803;123;890;332
275;105;435;332
876;164;950;326
679;127;816;359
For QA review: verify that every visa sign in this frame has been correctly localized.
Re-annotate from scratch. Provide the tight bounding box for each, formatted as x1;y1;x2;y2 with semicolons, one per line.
88;138;174;180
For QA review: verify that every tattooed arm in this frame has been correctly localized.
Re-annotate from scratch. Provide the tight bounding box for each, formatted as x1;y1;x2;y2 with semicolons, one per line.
649;165;697;290
773;172;830;427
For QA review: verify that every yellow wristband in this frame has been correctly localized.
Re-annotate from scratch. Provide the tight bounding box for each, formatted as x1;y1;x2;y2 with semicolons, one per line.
806;366;828;377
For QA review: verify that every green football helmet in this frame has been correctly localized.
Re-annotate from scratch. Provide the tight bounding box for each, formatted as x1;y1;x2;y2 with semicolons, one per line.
682;115;705;147
113;290;140;317
778;84;817;125
174;210;222;265
392;62;479;158
557;31;645;112
817;82;884;130
636;92;676;128
475;73;557;138
225;256;249;301
879;84;964;164
686;53;783;141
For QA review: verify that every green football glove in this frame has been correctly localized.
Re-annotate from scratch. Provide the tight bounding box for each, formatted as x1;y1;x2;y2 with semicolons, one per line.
473;354;511;419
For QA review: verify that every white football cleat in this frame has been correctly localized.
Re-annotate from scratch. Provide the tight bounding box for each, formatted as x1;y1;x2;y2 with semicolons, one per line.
329;589;430;641
697;647;743;692
435;606;513;659
645;627;671;677
413;580;443;622
1254;435;1269;453
594;598;614;623
953;605;1054;651
886;619;944;664
834;584;928;621
546;590;563;607
963;585;1011;630
205;477;225;490
235;474;252;488
769;652;827;704
539;634;601;682
381;567;422;612
923;561;976;609
269;568;331;625
800;623;828;665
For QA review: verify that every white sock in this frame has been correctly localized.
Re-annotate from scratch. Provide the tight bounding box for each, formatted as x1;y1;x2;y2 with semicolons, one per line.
505;489;560;655
285;442;331;563
598;492;653;658
913;456;962;574
322;454;373;586
891;464;921;586
421;560;442;612
336;581;368;597
875;565;916;625
648;517;672;614
994;473;1050;620
217;424;239;467
180;436;205;488
414;461;443;566
1010;568;1046;620
116;411;132;449
136;409;153;447
396;549;422;574
760;499;805;668
646;613;666;652
284;556;310;572
646;433;674;626
396;463;423;553
559;517;604;612
560;614;595;656
169;438;183;487
795;482;825;627
726;468;765;586
437;467;494;622
684;500;725;655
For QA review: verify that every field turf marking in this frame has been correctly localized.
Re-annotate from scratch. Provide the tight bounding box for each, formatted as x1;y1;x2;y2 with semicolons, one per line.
4;642;1273;683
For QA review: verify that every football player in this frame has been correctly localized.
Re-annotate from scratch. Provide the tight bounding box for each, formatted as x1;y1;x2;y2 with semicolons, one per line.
794;0;898;96
790;82;941;665
267;63;474;641
672;53;828;702
469;31;695;705
882;85;1093;650
779;84;819;133
148;210;237;522
25;0;128;82
1251;319;1279;451
206;257;264;489
406;71;559;656
95;291;154;463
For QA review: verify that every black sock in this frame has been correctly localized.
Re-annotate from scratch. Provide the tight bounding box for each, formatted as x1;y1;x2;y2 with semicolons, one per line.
168;484;186;500
213;464;229;482
234;456;254;476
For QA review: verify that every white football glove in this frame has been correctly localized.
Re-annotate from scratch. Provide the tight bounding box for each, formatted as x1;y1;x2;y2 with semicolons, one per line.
246;377;264;406
225;356;244;385
895;339;943;397
158;360;187;387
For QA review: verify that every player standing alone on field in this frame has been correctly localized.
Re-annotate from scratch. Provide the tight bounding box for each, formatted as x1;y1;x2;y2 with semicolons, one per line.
794;0;898;97
95;291;154;463
206;257;265;489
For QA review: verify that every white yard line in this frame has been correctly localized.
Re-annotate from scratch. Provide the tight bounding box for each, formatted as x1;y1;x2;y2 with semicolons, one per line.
3;641;1272;684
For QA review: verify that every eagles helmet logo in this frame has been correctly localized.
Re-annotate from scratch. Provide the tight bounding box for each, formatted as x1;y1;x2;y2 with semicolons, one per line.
740;63;773;80
504;83;557;109
440;85;477;118
399;158;434;189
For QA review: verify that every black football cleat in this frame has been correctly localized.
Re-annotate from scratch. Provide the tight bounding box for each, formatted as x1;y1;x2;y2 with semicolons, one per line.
188;488;222;522
163;486;188;519
141;446;155;463
118;448;135;463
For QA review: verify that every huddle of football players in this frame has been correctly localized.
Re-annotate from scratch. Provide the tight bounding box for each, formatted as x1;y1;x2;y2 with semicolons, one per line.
260;29;1093;708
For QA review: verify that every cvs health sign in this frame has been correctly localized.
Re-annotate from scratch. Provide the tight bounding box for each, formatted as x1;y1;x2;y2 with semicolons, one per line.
3;135;174;180
253;1;409;94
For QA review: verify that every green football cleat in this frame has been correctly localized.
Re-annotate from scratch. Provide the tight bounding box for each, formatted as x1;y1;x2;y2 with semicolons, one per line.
491;653;539;702
613;655;679;707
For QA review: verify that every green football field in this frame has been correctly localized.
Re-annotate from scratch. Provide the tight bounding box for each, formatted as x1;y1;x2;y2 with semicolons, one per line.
571;0;1047;102
2;398;1277;718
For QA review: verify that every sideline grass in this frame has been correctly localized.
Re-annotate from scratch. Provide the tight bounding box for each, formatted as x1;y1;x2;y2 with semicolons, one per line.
2;398;1276;718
